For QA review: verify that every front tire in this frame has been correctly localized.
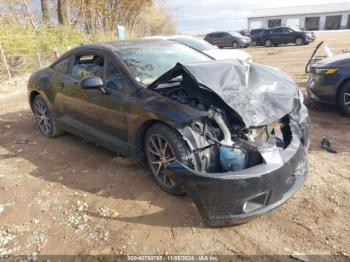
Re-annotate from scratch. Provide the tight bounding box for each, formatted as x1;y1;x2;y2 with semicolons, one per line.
338;81;350;116
265;39;272;47
295;37;304;45
32;95;63;138
232;41;239;49
145;123;192;196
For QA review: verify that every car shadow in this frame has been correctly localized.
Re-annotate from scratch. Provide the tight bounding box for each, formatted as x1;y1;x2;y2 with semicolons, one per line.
1;106;349;228
0;110;204;228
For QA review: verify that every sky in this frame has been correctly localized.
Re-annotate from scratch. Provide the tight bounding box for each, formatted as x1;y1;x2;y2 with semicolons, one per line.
166;0;349;34
31;0;348;34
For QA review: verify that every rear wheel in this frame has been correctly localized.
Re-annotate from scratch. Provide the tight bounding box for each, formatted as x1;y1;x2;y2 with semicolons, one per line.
295;37;304;45
32;95;63;137
265;39;272;47
338;81;350;116
145;123;193;195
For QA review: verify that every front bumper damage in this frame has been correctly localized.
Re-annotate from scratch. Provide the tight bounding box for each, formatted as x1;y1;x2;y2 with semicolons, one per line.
167;105;309;227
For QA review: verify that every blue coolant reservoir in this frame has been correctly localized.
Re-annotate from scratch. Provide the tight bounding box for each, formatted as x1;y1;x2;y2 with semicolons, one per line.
220;146;248;171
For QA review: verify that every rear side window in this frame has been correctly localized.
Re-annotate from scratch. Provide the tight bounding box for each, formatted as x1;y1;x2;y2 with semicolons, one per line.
283;27;293;33
70;54;104;80
271;28;282;33
250;30;258;36
51;58;70;74
206;33;216;38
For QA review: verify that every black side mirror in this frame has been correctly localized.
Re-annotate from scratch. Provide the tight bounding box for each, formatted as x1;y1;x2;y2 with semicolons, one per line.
81;76;104;90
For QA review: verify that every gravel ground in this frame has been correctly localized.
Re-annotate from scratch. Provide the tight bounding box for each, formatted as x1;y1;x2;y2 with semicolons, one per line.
0;31;349;259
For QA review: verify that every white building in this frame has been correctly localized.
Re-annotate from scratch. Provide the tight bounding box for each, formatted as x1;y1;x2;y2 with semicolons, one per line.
248;2;350;30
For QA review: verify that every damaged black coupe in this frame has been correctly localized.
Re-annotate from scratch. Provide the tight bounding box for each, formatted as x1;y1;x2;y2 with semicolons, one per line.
28;40;310;226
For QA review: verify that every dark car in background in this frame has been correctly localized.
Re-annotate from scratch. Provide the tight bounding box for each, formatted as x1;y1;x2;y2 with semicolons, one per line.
263;27;315;47
307;46;350;115
250;28;268;46
28;39;309;226
204;31;251;49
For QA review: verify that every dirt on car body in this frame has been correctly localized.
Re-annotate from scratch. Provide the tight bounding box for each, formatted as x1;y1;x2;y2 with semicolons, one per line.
0;31;349;257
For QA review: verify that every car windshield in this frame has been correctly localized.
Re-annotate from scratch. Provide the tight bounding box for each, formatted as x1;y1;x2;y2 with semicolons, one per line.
291;27;302;32
170;37;216;51
229;32;243;37
117;44;212;85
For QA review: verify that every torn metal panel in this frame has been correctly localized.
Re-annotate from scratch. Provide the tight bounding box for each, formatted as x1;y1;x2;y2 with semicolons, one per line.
167;132;308;227
151;60;299;127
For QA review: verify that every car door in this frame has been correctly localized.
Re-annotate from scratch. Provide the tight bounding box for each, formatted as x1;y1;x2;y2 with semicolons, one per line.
56;50;131;155
282;27;295;43
222;33;233;47
212;33;226;47
270;28;283;44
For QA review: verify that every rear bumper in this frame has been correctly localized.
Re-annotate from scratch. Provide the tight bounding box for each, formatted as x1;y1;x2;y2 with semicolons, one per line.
168;122;309;227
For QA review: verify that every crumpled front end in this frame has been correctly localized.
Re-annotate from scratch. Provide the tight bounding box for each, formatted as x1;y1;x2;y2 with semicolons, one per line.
149;59;309;226
168;101;309;226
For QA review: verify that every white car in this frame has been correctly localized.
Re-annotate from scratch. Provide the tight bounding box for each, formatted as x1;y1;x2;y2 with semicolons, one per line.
145;35;253;63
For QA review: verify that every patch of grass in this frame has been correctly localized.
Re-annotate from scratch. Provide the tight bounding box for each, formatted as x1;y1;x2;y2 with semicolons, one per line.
0;26;118;77
0;26;118;55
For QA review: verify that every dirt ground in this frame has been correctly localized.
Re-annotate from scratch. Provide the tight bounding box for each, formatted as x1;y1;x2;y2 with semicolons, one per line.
0;31;349;259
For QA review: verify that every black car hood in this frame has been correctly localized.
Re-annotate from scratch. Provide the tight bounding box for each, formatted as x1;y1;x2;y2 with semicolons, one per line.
150;60;299;127
314;52;350;67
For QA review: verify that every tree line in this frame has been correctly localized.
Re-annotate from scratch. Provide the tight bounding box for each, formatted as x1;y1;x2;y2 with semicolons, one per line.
0;0;176;37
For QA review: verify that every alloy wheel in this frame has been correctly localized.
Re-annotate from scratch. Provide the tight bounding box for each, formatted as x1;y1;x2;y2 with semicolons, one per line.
146;134;177;188
344;92;350;108
296;37;303;45
33;98;52;135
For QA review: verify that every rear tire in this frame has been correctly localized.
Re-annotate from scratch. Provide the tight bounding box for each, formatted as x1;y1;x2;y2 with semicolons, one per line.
338;81;350;116
295;37;304;45
32;95;63;138
145;123;193;196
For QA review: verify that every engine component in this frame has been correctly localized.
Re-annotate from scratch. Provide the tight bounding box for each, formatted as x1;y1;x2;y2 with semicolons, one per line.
208;108;233;146
220;146;248;171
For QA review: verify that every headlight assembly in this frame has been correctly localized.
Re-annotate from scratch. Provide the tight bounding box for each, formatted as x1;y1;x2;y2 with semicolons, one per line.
314;68;338;74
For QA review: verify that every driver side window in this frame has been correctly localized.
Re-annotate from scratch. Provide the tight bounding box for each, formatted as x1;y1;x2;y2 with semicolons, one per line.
104;58;131;94
71;54;104;81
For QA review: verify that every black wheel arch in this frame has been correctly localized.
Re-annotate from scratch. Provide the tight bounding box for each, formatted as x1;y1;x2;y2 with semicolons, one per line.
295;35;305;43
133;119;180;160
29;90;41;109
29;90;48;111
336;77;350;105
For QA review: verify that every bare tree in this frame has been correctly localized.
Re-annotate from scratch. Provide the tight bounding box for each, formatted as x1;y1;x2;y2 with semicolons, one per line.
58;0;70;25
21;0;38;29
41;0;50;25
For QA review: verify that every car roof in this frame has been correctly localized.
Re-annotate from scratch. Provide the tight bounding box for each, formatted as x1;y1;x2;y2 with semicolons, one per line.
52;39;178;65
145;35;196;39
270;27;288;30
70;39;176;53
207;31;226;35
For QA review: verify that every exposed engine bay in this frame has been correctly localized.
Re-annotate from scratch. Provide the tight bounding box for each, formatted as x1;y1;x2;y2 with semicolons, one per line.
153;80;292;173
